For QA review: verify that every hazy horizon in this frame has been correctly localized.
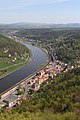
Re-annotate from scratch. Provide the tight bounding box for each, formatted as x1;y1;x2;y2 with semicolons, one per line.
0;22;80;25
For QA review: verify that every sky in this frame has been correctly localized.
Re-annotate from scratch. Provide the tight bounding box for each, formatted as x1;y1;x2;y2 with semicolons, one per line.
0;0;80;24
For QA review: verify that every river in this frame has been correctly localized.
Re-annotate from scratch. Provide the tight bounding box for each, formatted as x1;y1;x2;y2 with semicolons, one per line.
0;44;49;94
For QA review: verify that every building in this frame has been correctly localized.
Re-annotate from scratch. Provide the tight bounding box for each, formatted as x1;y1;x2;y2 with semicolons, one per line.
30;83;40;91
3;94;18;108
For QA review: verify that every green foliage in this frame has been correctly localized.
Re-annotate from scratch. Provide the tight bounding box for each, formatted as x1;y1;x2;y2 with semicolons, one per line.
16;68;80;113
18;88;25;95
0;31;80;119
0;34;30;78
0;68;80;119
56;38;80;65
16;28;80;65
0;34;29;58
0;110;80;120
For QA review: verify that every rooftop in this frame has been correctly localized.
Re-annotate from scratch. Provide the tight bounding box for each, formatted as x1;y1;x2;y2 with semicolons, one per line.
3;94;18;103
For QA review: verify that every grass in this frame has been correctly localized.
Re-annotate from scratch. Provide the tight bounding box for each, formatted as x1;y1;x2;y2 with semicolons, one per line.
0;53;31;79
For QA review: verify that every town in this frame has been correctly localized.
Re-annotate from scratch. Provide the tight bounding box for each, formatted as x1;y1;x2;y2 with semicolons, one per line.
0;59;71;110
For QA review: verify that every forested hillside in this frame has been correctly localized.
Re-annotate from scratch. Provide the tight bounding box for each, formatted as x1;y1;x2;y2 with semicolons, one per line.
0;67;80;120
0;34;30;78
0;34;29;58
15;28;80;65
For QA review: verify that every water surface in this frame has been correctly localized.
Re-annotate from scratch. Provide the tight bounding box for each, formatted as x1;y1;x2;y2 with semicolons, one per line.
0;44;49;94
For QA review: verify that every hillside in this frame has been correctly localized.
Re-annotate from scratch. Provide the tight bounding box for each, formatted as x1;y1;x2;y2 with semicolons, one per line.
15;28;80;65
0;34;29;58
0;67;80;120
0;34;30;78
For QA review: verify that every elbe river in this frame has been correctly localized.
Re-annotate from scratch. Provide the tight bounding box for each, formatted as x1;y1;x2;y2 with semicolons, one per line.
0;44;49;94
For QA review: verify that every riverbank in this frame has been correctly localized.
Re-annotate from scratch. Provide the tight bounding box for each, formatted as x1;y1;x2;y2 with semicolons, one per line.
0;50;32;79
0;34;32;79
0;44;49;94
29;42;48;55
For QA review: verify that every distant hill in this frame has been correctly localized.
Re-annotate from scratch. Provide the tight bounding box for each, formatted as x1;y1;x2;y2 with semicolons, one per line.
0;23;80;29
